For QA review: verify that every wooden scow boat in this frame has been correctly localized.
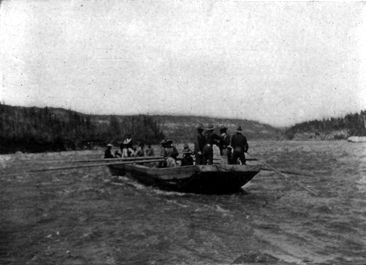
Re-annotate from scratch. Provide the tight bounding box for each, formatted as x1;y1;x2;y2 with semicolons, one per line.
108;163;261;194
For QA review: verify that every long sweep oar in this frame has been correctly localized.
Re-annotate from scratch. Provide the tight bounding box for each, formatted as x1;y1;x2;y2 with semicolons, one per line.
213;158;258;162
18;156;165;164
261;167;315;177
1;156;166;174
261;161;318;196
22;158;165;173
246;153;318;196
214;155;314;177
65;156;164;163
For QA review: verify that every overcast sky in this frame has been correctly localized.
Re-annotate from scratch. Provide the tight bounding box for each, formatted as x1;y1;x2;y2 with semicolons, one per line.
1;0;365;126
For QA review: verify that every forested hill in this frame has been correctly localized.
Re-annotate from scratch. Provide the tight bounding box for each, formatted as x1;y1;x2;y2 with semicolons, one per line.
0;103;280;153
285;111;366;140
155;115;281;142
0;104;164;153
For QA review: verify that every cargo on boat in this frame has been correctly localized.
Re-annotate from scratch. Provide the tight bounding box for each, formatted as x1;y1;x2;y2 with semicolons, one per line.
108;163;261;194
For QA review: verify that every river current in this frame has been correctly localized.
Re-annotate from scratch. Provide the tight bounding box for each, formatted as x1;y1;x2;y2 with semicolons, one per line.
110;140;366;264
1;140;365;265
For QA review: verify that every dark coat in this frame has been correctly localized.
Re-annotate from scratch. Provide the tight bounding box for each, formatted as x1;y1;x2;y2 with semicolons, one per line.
204;131;221;146
231;132;248;153
104;149;114;158
181;154;194;166
194;133;206;153
220;133;231;149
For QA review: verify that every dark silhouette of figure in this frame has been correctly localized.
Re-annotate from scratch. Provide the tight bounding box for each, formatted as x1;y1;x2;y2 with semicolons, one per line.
219;126;232;164
230;126;248;165
181;144;194;166
194;125;205;165
202;124;221;165
164;139;179;167
104;144;115;158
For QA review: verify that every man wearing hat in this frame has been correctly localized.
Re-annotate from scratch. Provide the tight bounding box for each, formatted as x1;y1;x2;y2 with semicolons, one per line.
194;124;205;165
219;126;232;164
160;139;179;167
165;140;179;160
104;144;115;159
202;124;221;165
230;126;249;165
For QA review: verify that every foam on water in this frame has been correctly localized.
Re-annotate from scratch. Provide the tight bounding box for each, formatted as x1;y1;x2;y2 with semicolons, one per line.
110;175;189;197
156;140;366;264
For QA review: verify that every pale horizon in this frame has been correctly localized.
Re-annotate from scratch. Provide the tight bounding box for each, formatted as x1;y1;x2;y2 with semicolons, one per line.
1;1;366;127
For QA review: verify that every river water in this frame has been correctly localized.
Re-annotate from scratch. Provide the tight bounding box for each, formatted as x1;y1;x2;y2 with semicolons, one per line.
1;140;365;265
107;140;366;265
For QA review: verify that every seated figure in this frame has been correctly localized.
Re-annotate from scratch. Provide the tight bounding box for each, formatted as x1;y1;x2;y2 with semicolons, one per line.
104;144;115;158
160;139;179;167
181;144;194;166
145;144;154;156
134;143;144;157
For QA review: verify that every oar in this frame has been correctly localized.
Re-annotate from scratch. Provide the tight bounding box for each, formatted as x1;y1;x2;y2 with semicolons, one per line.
261;168;315;177
1;156;165;173
246;153;318;196
70;156;164;163
261;162;318;196
213;158;258;161
19;156;165;164
23;158;165;173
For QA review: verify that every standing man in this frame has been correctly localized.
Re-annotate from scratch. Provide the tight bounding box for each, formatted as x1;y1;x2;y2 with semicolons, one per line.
194;124;205;165
230;126;249;165
219;126;232;164
202;124;221;165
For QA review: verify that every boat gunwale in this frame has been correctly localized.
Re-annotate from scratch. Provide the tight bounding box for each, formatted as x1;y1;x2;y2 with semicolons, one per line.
112;163;262;173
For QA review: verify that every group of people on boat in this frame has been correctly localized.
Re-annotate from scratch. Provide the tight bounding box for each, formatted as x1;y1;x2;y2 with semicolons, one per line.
195;124;248;165
104;124;248;167
104;134;154;159
158;140;194;167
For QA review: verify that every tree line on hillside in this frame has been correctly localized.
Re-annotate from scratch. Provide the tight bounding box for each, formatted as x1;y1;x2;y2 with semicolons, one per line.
285;110;366;139
155;115;281;141
0;103;164;153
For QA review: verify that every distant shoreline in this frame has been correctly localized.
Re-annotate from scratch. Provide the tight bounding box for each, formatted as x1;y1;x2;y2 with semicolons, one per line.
0;138;355;156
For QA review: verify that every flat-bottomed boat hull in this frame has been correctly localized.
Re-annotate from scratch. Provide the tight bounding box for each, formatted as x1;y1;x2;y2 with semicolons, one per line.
108;164;261;194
